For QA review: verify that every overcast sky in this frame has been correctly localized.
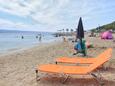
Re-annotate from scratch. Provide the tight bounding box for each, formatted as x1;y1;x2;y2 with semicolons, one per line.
0;0;115;32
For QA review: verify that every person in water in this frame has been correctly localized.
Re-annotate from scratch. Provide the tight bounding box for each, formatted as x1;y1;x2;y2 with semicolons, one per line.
21;36;24;39
36;36;38;38
39;34;42;41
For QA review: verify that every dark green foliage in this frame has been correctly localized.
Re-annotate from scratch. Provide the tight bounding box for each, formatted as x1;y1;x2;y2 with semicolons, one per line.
66;28;69;32
70;29;74;32
91;21;115;32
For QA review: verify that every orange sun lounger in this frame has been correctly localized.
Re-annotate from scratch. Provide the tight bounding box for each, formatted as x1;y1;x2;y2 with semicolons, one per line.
55;48;112;64
36;48;112;85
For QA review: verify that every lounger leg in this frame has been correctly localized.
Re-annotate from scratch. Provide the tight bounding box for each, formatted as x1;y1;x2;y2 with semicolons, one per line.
62;74;70;84
35;70;40;81
91;73;104;86
55;61;57;64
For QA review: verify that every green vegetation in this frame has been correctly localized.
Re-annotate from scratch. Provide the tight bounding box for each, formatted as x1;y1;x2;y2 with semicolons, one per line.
91;21;115;32
53;28;75;37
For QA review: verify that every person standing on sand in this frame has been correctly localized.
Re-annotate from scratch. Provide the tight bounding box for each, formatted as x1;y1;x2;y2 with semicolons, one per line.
62;36;67;42
73;39;86;56
73;39;82;55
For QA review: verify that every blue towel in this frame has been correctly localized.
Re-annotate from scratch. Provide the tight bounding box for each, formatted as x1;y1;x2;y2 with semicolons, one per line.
74;42;82;51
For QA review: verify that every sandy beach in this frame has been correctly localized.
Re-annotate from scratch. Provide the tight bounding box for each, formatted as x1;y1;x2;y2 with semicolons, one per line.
0;35;115;86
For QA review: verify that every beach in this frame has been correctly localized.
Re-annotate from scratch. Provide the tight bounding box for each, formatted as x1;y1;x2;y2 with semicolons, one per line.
0;35;115;86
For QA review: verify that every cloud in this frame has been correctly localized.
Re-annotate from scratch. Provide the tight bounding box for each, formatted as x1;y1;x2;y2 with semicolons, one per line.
0;0;71;31
0;0;69;22
0;18;29;29
0;0;115;31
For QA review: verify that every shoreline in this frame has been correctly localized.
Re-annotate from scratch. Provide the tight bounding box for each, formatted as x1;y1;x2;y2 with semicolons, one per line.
0;39;61;57
0;31;58;55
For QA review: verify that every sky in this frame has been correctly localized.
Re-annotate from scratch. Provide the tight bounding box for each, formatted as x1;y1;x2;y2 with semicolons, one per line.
0;0;115;32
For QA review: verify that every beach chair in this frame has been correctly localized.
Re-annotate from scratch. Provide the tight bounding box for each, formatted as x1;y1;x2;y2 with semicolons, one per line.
55;48;112;65
35;48;112;85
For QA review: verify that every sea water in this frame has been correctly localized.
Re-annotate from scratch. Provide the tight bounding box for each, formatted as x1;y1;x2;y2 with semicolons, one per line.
0;30;58;53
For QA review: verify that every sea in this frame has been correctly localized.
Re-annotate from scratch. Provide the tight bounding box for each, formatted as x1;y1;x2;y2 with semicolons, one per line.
0;30;58;53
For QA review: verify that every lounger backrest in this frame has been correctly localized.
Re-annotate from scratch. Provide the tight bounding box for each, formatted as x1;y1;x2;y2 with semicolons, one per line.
86;48;112;73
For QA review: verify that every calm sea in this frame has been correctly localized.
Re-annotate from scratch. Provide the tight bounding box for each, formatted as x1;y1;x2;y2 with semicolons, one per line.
0;30;58;53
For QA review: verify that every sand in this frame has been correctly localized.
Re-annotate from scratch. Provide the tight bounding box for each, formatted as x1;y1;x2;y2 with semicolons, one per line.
0;35;115;86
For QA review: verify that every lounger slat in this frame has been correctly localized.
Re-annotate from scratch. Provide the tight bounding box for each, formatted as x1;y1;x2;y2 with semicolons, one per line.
38;64;89;74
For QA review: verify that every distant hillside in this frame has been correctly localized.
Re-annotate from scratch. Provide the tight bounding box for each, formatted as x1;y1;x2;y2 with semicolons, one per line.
0;29;27;33
91;21;115;32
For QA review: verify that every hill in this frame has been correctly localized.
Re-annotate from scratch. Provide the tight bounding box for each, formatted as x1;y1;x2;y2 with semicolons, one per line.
91;21;115;32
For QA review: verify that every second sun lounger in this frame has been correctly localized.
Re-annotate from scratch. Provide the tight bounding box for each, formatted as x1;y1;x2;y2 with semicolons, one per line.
55;48;112;64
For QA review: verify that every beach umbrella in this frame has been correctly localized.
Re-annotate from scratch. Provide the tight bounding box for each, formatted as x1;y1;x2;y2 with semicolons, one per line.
77;17;85;53
77;17;84;39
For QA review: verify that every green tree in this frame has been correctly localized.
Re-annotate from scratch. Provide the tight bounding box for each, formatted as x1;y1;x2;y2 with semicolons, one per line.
66;28;69;32
70;29;74;32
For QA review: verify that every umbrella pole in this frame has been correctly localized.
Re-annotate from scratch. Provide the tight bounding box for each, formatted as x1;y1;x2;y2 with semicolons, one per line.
80;38;82;50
